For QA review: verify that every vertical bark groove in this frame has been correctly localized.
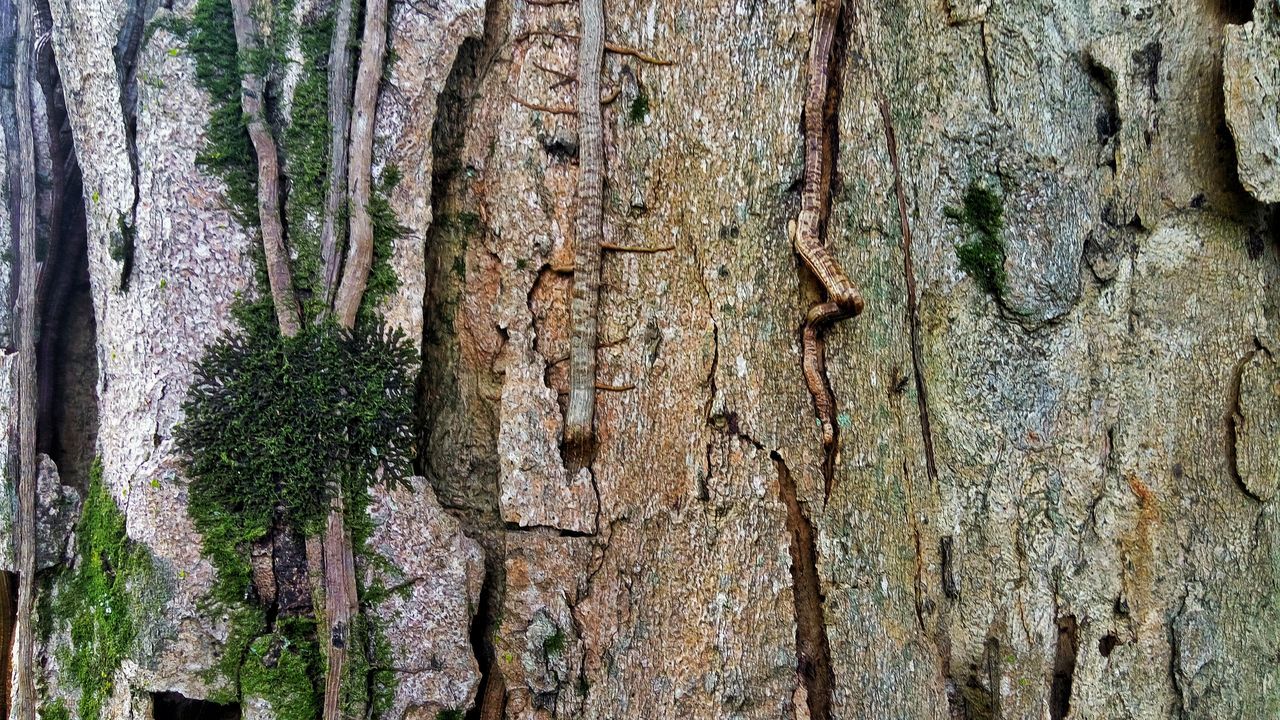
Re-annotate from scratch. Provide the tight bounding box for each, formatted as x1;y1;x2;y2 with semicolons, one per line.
772;451;834;720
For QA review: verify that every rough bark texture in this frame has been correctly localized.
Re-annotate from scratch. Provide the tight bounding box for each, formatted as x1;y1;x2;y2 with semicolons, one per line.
1;0;1278;719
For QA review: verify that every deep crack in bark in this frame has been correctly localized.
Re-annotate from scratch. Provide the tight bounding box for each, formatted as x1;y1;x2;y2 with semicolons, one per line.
771;451;834;720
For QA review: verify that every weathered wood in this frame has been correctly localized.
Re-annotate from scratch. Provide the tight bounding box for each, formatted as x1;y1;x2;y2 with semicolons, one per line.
320;494;358;720
318;0;355;310
332;0;389;329
229;0;301;338
12;0;37;716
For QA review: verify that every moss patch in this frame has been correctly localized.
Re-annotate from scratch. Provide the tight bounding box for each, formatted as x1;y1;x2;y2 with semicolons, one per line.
947;181;1007;299
52;459;165;720
176;318;418;601
241;618;323;720
282;8;335;319
186;0;259;227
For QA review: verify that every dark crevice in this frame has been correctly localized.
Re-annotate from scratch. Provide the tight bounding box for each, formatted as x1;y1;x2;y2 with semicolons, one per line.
112;0;152;291
1217;0;1254;24
0;571;13;720
30;0;96;489
151;692;241;720
1098;633;1118;658
771;451;833;720
1049;615;1078;720
418;1;509;718
978;22;997;114
941;535;959;599
502;521;595;538
1083;55;1120;151
0;0;17;351
1225;339;1268;501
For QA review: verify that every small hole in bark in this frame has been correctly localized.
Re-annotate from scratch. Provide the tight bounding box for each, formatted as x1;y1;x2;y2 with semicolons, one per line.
151;692;240;720
1099;633;1119;657
1049;615;1078;720
1218;0;1254;24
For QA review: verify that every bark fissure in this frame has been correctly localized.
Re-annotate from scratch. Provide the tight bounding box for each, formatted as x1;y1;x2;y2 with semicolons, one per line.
771;451;834;720
875;94;939;489
1225;338;1268;501
111;0;148;290
1049;615;1078;720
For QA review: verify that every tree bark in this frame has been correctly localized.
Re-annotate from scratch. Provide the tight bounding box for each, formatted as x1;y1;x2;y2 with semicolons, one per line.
21;0;1280;718
331;0;388;329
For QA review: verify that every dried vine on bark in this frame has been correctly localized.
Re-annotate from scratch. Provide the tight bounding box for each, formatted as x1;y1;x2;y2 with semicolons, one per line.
795;0;863;451
564;0;606;448
229;0;301;338
324;0;389;714
332;0;389;329
318;0;355;310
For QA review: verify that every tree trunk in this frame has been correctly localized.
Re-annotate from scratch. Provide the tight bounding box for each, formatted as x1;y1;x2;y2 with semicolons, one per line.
13;0;1280;718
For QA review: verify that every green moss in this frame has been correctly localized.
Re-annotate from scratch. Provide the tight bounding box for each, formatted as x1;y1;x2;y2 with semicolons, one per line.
948;181;1007;299
282;9;335;319
53;459;163;720
436;710;464;720
187;0;259;227
628;89;649;124
241;619;323;720
43;698;71;720
177;319;418;602
110;212;137;292
543;629;566;658
357;169;409;325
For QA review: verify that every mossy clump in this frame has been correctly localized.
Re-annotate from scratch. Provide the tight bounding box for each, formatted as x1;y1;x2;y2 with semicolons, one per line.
628;89;650;124
543;629;566;658
175;318;418;602
240;618;323;720
54;459;163;720
947;181;1007;299
282;8;336;319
